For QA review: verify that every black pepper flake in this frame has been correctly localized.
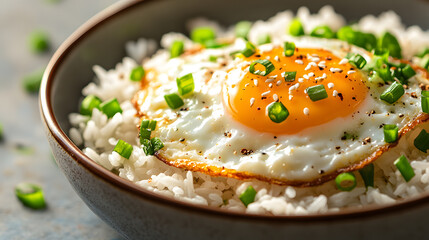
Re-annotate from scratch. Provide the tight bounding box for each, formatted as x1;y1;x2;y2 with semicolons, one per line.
318;67;324;71
257;107;261;110
335;146;341;150
352;97;356;101
337;93;344;101
255;54;261;58
179;107;189;111
224;132;232;138
326;56;332;61
362;137;371;145
261;97;267;100
319;170;325;174
179;138;185;142
261;152;267;155
411;92;418;98
399;114;404;118
273;136;277;139
241;149;254;155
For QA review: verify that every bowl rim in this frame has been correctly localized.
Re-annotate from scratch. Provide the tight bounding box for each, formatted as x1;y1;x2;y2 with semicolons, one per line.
39;0;429;222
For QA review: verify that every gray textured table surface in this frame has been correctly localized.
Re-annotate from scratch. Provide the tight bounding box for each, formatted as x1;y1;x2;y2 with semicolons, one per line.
0;1;125;239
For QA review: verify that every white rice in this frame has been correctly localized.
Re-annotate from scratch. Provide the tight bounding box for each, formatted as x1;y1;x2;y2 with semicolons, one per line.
69;6;429;215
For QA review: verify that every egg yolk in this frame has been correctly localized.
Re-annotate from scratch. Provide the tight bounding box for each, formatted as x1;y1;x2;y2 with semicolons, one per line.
223;47;369;135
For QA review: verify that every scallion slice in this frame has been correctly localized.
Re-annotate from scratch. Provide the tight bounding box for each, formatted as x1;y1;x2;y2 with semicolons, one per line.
306;84;328;102
164;93;184;109
170;40;184;58
267;101;289;123
15;183;46;209
257;34;271;45
377;67;393;83
383;124;399;143
347;53;367;69
239;185;257;207
284;71;297;82
378;32;402;59
80;95;102;116
176;73;194;96
335;172;357;191
288;18;304;36
209;55;218;62
100;98;122;118
191;27;216;45
358;163;374;188
380;82;404;104
130;66;145;82
235;21;252;40
422;90;429;114
241;41;256;57
151;137;164;152
23;69;44;93
141;138;154;156
310;25;335;39
394;155;415;182
401;65;416;80
0;123;3;141
140;119;157;143
249;59;275;76
284;42;295;57
414;129;429;153
113;139;133;159
29;31;50;53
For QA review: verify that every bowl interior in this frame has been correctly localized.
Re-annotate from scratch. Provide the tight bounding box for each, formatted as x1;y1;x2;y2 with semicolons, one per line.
46;0;429;216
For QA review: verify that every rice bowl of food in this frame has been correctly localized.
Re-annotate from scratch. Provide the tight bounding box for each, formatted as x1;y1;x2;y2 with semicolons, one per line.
40;0;429;239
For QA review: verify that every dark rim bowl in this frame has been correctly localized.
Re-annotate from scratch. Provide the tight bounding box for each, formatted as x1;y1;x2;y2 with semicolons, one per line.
40;0;429;223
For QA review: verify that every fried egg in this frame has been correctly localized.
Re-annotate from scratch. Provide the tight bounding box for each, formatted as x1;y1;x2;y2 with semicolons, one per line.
133;37;429;186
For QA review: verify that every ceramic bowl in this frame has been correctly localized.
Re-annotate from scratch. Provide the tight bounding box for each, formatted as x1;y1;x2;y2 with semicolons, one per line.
40;0;429;239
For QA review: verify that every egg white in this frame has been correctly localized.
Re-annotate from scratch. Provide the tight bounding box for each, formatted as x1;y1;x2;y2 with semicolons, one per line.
135;38;426;183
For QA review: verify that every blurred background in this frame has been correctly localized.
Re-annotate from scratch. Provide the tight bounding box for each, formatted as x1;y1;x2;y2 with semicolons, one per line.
0;0;125;239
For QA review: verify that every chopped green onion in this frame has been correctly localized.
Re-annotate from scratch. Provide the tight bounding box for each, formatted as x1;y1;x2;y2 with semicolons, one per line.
383;124;398;143
140;119;157;143
420;55;429;70
422;90;429;114
29;31;50;53
377;67;393;83
241;41;256;57
347;53;367;69
372;48;389;67
130;66;145;82
100;98;122;118
414;129;429;153
15;183;46;209
209;55;218;62
170;40;184;58
417;48;429;58
113;139;133;159
176;73;194;96
164;93;184;109
203;39;226;49
337;27;364;48
390;67;407;85
257;34;271;45
358;163;374;188
249;59;275;76
288;18;304;36
380;82;404;104
23;69;44;93
310;25;335;39
267;101;289;123
0;123;3;141
362;33;377;51
401;65;416;80
284;41;295;57
394;155;415;182
284;71;297;82
306;84;328;102
80;95;102;116
235;21;252;40
191;27;216;45
151;137;164;152
378;32;402;59
142;138;154;156
239;185;257;207
335;172;357;191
